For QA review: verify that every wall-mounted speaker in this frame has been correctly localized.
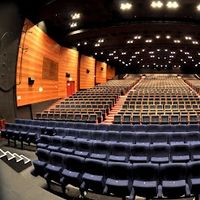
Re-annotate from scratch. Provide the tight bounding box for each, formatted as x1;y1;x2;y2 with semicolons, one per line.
28;77;35;86
86;69;90;74
66;72;70;78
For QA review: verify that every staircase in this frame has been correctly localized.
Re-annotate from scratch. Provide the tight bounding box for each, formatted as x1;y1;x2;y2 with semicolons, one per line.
0;149;32;172
102;95;127;124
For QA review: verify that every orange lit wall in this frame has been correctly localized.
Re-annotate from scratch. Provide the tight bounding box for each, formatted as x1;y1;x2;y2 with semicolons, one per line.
59;47;79;96
16;19;79;106
80;55;95;89
96;61;107;84
107;65;115;80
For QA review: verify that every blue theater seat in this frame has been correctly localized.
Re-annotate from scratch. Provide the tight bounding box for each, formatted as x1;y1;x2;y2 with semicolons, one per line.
44;152;64;189
170;143;190;163
80;158;106;194
129;144;149;163
90;141;110;160
104;161;133;199
60;155;84;193
108;143;130;162
32;148;50;177
60;137;76;154
188;161;200;197
132;163;159;198
150;144;170;164
159;163;190;198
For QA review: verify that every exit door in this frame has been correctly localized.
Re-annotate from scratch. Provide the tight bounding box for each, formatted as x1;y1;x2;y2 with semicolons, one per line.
67;81;75;97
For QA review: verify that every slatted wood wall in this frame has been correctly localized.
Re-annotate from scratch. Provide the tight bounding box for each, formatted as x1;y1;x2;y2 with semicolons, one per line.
16;19;116;106
96;61;107;84
59;47;79;96
80;55;95;89
107;65;116;80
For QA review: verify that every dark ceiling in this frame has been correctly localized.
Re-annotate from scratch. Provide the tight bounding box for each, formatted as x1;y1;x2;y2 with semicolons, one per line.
15;0;200;73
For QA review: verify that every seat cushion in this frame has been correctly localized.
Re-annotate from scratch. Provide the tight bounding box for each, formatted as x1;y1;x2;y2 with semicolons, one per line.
109;155;127;162
172;155;190;162
129;156;148;162
90;153;107;160
151;157;169;163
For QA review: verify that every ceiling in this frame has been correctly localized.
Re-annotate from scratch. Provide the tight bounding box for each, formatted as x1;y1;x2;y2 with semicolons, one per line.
15;0;200;73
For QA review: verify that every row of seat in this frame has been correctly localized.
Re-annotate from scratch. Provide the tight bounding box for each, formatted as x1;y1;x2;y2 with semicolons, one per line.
114;114;199;124
14;119;200;132
37;135;200;163
114;76;200;124
33;149;200;199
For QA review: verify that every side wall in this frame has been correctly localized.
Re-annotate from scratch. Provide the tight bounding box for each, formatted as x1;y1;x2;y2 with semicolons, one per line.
0;2;24;122
80;55;95;89
107;65;116;80
96;61;107;84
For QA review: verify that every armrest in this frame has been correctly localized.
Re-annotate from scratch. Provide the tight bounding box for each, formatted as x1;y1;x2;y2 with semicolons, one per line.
157;184;163;198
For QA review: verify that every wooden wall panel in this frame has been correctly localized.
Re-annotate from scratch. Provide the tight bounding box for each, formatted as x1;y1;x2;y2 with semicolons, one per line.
106;65;116;80
16;19;62;106
59;47;79;97
96;61;107;84
80;55;95;89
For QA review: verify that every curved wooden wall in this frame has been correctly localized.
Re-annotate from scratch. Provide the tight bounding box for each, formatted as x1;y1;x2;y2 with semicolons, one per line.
16;19;115;106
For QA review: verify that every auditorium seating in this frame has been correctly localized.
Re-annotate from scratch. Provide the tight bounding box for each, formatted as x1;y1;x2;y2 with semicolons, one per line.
34;79;136;123
32;147;200;199
114;75;200;124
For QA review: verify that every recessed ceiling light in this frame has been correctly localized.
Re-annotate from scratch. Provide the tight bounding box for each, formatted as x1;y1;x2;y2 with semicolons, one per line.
166;1;179;9
142;49;145;52
174;39;181;43
107;59;109;61
151;1;163;9
71;13;81;20
77;43;80;46
149;51;154;54
114;57;118;59
122;52;127;55
185;36;192;40
166;35;171;39
120;2;132;10
157;49;160;51
95;43;100;47
98;39;104;43
109;53;114;56
156;35;161;39
127;40;134;44
113;51;116;53
70;22;77;28
95;52;97;55
101;52;103;55
145;39;152;43
134;35;142;39
197;4;200;11
192;41;199;45
84;42;87;45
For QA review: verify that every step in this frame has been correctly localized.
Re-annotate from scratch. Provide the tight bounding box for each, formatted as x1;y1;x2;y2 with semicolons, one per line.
0;149;6;159
1;151;32;173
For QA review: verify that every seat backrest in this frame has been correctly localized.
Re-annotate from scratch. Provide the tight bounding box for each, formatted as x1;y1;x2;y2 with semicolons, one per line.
63;154;84;172
107;161;132;179
188;161;200;178
133;163;159;181
151;132;169;144
111;143;130;156
160;163;187;180
84;158;106;175
50;152;64;167
150;144;170;157
36;148;50;162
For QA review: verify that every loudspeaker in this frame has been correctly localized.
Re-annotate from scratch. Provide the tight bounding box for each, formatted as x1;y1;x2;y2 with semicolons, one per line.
101;67;103;71
28;77;35;86
86;69;90;74
66;72;70;78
